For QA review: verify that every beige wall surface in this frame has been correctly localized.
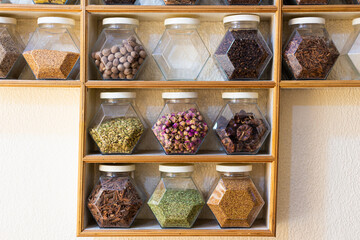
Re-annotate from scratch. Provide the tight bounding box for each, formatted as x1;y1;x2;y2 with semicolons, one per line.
0;87;360;240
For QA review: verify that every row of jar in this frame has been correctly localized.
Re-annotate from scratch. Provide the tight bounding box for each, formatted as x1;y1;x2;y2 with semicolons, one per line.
89;91;270;155
88;163;265;228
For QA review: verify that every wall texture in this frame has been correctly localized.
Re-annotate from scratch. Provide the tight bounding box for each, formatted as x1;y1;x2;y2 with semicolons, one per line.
0;87;360;240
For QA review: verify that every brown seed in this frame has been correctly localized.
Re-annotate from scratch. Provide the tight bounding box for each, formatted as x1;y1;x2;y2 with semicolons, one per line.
113;59;119;66
100;63;105;70
120;47;127;55
125;44;133;53
104;69;112;75
95;51;102;60
126;74;134;79
102;48;111;57
120;57;127;63
95;60;100;66
101;56;108;64
132;68;137;75
138;58;144;65
91;52;96;59
117;64;125;72
127;56;134;63
131;62;139;69
111;73;118;79
111;66;119;74
124;62;130;69
134;46;140;52
103;73;110;79
131;51;139;59
139;50;146;59
111;46;119;54
119;72;126;79
128;36;137;43
124;68;132;75
106;62;113;70
115;52;122;58
108;54;115;62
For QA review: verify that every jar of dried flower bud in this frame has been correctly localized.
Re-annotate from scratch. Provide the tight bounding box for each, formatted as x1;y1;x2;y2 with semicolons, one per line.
152;92;208;155
222;0;263;5
283;17;339;80
89;92;146;155
342;18;360;76
88;164;146;228
207;164;264;228
91;17;148;80
214;15;273;81
148;164;205;228
152;18;210;80
0;17;25;79
23;17;80;80
213;92;270;155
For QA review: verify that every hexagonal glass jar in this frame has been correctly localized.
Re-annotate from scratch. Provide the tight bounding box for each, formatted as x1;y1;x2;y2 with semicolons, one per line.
283;17;339;80
285;0;329;4
163;0;199;4
222;0;263;5
152;18;210;81
32;0;77;4
213;92;270;155
148;164;205;228
23;17;80;80
89;92;146;155
152;92;209;155
91;17;148;81
207;164;265;228
102;0;138;5
214;15;272;81
0;17;25;79
88;164;146;228
342;18;360;76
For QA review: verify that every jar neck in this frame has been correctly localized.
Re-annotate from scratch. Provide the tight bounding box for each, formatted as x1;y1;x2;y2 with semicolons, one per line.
102;98;134;104
165;99;196;104
166;24;197;30
226;98;257;104
220;172;250;177
104;24;137;30
39;23;74;29
292;23;324;29
161;172;192;178
0;23;15;30
102;172;132;177
225;21;259;30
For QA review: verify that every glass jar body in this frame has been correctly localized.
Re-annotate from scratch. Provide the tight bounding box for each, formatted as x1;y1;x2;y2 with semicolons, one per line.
88;171;146;228
163;0;200;5
152;99;209;154
214;21;273;80
148;172;205;228
286;0;329;4
343;25;360;75
91;24;148;80
223;0;262;5
152;24;210;81
102;0;137;5
207;172;265;228
213;98;270;154
0;23;25;79
89;98;146;154
23;23;80;80
283;23;339;80
32;0;77;4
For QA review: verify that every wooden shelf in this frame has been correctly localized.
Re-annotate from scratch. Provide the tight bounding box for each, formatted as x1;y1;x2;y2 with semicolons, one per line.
79;219;273;237
0;4;81;12
280;80;360;88
85;80;276;89
83;151;275;163
86;5;278;13
0;80;81;88
283;5;360;13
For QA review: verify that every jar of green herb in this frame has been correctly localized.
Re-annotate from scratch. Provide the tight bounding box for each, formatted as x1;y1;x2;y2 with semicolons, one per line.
148;163;205;228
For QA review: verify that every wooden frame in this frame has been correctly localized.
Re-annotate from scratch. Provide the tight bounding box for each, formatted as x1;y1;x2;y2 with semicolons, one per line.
0;0;357;237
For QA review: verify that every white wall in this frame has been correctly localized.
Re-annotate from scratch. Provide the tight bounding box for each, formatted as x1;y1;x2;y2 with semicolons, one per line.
0;87;360;240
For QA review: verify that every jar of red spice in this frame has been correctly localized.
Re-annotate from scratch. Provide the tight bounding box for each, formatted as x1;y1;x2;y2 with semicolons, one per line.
207;164;265;228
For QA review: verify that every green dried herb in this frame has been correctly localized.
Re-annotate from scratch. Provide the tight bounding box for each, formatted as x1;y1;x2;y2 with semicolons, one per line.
90;117;144;154
148;188;204;228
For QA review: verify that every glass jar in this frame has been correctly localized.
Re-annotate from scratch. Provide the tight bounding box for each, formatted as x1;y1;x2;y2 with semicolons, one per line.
163;0;199;4
0;17;25;79
33;0;77;4
223;0;263;5
148;164;205;228
88;164;146;228
152;92;208;155
283;17;339;80
342;18;360;75
91;17;148;81
207;164;265;228
213;92;270;155
23;17;80;80
285;0;329;4
214;15;273;81
152;18;210;81
102;0;137;5
89;92;146;155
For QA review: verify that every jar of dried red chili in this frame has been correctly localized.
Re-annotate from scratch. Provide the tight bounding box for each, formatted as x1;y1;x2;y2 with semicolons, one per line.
87;164;146;228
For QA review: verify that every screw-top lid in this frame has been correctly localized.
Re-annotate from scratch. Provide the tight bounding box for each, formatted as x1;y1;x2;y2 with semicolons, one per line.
222;92;258;99
162;92;198;99
289;17;325;26
38;17;75;26
100;92;136;99
99;164;135;172
353;18;360;26
0;17;16;25
223;14;260;24
164;17;200;26
103;17;139;26
216;163;252;173
159;163;194;173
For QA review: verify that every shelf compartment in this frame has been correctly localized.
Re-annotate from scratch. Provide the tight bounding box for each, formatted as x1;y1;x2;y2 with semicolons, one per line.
280;80;360;88
83;151;275;163
283;5;360;13
0;3;81;13
85;80;276;89
79;219;272;237
0;80;81;88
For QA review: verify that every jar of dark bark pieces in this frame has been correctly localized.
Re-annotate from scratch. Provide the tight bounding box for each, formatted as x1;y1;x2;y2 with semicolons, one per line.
207;164;264;228
91;17;148;80
152;92;209;155
0;17;25;79
214;15;272;81
23;17;80;80
152;18;210;80
102;0;137;5
283;17;339;80
213;92;270;155
89;92;146;155
342;18;360;75
88;164;146;228
163;0;199;5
